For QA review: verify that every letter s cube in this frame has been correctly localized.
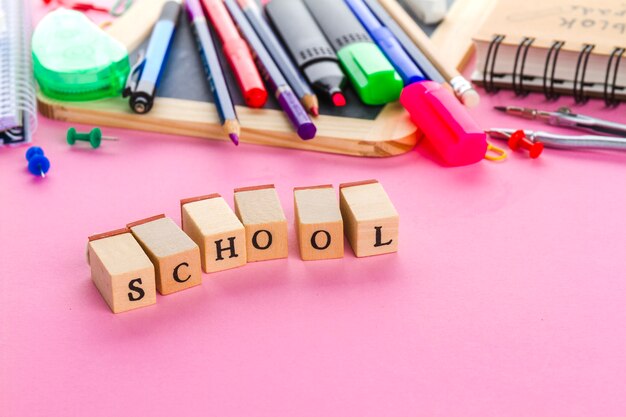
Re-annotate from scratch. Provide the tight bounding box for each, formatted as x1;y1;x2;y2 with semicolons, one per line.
87;229;156;313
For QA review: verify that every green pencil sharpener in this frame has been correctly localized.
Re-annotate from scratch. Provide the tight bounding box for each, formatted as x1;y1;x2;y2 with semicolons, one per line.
32;8;131;101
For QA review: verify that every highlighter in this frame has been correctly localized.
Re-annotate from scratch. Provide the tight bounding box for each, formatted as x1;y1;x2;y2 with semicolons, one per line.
265;0;347;106
302;0;403;105
344;0;425;85
400;81;487;166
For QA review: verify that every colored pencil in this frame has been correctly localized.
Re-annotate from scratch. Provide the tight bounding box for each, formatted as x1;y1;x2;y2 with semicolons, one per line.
224;0;316;139
201;0;268;108
185;0;240;145
236;0;319;116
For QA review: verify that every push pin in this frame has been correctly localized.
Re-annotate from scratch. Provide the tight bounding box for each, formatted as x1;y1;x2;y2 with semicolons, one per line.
507;129;544;159
25;146;51;178
67;127;118;149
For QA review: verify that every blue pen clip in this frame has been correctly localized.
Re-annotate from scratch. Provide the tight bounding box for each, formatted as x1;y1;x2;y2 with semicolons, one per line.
122;49;146;97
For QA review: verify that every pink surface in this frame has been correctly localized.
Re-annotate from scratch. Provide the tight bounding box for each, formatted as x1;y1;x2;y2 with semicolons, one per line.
3;3;626;416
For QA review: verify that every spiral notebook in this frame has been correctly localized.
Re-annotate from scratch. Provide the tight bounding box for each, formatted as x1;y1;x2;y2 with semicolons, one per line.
0;0;37;145
472;0;626;105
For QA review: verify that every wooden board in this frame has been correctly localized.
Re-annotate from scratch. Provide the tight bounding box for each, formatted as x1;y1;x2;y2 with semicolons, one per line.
36;0;476;157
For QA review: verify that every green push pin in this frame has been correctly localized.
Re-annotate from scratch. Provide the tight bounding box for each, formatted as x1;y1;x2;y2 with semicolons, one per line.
66;128;118;149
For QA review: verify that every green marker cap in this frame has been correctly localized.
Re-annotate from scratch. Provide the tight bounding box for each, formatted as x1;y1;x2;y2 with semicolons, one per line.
337;43;403;106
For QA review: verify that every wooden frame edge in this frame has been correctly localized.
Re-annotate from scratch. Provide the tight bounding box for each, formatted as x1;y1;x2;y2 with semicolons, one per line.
37;94;417;157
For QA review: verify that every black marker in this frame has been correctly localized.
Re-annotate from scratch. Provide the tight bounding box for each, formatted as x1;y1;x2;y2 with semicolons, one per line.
265;0;347;106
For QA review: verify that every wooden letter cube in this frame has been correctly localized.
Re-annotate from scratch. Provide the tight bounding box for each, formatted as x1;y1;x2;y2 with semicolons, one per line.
340;179;399;257
181;194;247;273
87;229;157;313
128;214;202;295
234;184;288;262
293;185;344;261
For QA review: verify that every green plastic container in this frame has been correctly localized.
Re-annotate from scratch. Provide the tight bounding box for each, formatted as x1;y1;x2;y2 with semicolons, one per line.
32;9;130;101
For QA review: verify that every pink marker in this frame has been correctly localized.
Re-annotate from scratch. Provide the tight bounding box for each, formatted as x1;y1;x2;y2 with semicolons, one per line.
400;81;487;166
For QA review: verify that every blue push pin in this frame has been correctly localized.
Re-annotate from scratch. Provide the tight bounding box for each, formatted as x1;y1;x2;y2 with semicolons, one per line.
25;146;50;178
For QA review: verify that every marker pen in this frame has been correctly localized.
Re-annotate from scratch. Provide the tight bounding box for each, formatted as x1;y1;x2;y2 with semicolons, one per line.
237;0;319;116
123;0;181;114
224;0;316;140
344;0;426;85
303;0;403;105
265;0;347;106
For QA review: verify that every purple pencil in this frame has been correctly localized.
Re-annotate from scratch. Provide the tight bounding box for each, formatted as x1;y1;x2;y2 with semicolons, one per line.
223;0;316;140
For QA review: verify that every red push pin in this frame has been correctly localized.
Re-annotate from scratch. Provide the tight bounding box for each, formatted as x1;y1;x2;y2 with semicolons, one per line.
507;130;544;159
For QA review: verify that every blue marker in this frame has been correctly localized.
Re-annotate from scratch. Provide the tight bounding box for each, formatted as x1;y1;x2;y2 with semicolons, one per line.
123;0;181;114
344;0;425;85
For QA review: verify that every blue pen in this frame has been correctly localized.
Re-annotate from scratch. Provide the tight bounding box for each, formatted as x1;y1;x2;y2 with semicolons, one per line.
123;0;181;114
344;0;425;85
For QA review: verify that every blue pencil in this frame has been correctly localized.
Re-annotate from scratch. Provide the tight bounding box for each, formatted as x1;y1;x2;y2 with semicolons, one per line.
185;0;240;145
344;0;425;85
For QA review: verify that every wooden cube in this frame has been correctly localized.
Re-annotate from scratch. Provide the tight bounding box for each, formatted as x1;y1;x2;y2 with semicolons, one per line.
293;185;344;261
339;179;399;257
127;214;202;295
234;184;288;262
87;228;156;313
181;194;247;273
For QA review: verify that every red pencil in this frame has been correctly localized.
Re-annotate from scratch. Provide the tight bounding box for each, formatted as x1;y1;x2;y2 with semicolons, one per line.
201;0;268;108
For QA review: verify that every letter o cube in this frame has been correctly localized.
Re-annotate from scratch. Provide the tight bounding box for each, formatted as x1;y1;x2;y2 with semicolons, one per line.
294;185;344;261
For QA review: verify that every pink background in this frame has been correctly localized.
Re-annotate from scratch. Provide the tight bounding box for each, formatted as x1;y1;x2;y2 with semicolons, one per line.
2;2;626;416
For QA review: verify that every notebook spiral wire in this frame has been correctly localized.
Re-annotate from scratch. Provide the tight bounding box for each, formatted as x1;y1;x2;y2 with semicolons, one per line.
482;34;505;93
0;0;37;144
604;47;625;107
511;36;534;96
572;43;595;104
542;40;564;100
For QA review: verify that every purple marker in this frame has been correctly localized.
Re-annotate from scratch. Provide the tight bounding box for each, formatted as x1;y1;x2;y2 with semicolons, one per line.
224;0;316;140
